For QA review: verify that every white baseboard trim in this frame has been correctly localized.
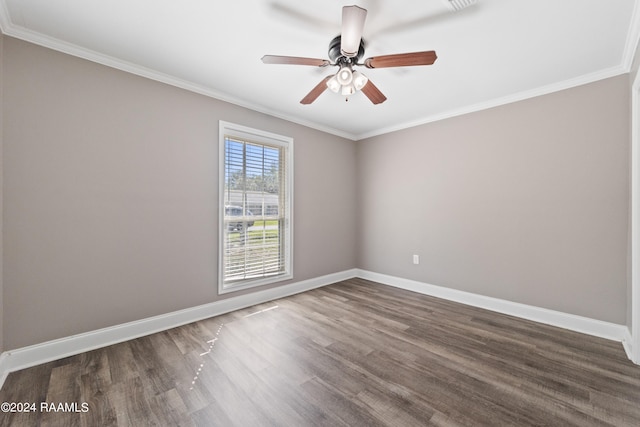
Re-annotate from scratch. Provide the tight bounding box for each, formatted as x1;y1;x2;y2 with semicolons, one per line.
622;328;634;362
356;269;629;343
0;267;633;390
0;353;10;392
0;269;358;390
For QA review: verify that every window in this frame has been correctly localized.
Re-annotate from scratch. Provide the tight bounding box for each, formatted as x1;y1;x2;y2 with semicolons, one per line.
218;121;293;293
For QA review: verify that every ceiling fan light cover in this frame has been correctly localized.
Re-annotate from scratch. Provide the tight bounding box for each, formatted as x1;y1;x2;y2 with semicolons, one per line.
341;84;356;96
336;67;353;85
326;75;341;93
352;71;368;90
341;5;367;57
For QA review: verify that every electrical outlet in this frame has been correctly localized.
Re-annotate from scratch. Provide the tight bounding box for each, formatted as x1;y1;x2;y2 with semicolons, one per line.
412;254;420;265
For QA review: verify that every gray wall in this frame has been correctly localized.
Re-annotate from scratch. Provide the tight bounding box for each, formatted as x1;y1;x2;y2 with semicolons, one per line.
357;75;630;324
0;33;633;351
2;36;357;350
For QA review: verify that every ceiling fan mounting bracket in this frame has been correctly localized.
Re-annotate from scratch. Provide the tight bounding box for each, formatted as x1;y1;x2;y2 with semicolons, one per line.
328;35;365;64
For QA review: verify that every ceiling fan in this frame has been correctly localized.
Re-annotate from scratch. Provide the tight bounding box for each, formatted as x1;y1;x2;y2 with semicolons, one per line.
261;5;438;105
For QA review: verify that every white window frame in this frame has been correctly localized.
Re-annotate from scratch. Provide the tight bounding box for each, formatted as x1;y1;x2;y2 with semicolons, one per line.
218;121;293;294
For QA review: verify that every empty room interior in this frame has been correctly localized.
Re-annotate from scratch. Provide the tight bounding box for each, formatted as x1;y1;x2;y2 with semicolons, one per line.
2;0;640;425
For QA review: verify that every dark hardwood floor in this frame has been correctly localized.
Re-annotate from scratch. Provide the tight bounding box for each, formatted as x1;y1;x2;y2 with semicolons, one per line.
2;278;640;426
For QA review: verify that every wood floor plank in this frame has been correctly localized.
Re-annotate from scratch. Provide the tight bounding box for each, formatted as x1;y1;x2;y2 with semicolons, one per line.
2;278;640;426
104;342;138;384
0;363;51;427
149;388;193;427
78;371;117;427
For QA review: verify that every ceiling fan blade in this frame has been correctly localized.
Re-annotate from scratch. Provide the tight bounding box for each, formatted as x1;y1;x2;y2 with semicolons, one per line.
300;76;333;104
361;79;387;105
364;51;437;69
341;5;367;57
262;55;330;67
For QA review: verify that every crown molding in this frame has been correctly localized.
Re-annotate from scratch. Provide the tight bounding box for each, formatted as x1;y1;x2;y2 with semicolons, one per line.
0;8;358;141
0;1;637;143
355;65;628;140
622;0;640;72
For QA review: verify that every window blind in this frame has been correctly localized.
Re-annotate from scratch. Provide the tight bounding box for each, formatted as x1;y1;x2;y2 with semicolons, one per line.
219;122;292;292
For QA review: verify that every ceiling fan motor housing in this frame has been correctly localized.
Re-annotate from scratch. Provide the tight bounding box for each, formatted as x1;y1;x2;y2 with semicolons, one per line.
329;35;365;64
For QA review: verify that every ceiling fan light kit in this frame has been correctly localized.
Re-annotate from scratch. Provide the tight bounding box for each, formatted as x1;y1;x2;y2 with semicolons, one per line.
261;5;438;105
327;66;369;100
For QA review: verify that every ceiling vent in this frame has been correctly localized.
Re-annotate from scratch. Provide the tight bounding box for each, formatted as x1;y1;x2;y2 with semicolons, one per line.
444;0;478;11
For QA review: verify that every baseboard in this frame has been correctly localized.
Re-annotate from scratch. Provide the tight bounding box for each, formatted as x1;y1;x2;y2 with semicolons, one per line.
0;267;632;391
622;328;634;362
357;269;629;343
0;353;9;392
0;269;358;390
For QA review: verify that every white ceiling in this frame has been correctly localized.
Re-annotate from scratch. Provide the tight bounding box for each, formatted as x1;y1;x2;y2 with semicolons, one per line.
1;0;639;140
